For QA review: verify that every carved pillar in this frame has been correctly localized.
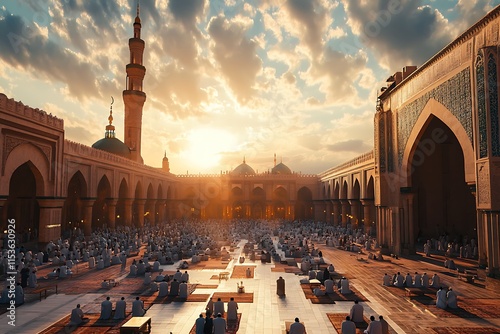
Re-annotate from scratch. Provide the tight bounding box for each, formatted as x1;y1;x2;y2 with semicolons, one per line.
37;199;65;242
80;199;94;236
332;200;341;226
123;199;133;226
361;199;374;233
107;199;117;229
325;201;332;224
340;200;350;227
135;199;146;227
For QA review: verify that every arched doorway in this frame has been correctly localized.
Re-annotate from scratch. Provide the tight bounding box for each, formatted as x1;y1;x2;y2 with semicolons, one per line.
410;116;476;240
251;187;265;219
116;179;128;227
273;187;288;219
62;171;87;238
295;187;313;220
92;176;111;230
232;201;244;218
5;162;43;243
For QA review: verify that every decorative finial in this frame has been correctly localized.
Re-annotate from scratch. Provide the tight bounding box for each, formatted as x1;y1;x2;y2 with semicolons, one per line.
164;150;166;158
137;0;140;17
108;96;114;125
243;156;246;164
105;96;116;138
274;153;276;167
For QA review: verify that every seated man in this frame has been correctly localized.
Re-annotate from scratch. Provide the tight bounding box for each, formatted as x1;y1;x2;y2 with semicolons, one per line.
214;297;225;316
150;282;158;292
132;296;146;316
152;260;161;272
181;271;189;282
328;263;335;273
179;282;188;298
99;296;112;320
324;278;335;294
430;274;441;288
341;315;356;334
436;287;447;309
422;273;430;288
289;317;306;334
158;281;169;297
404;273;413;287
382;273;391;286
394;272;404;287
413;272;422;287
130;264;138;276
340;277;351;294
313;287;326;296
447;287;458;308
155;273;165;282
169;279;180;296
114;297;126;320
364;315;382;334
69;304;89;326
349;300;364;323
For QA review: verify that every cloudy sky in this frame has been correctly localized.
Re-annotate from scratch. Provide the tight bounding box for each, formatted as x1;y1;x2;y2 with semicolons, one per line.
1;0;499;174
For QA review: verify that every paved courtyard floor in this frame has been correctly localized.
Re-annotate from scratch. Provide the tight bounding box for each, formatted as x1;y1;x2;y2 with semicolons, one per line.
1;239;499;334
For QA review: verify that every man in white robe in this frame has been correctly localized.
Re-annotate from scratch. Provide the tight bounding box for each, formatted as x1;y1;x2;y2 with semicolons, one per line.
100;296;112;320
341;316;356;334
341;277;351;294
364;315;382;334
349;300;364;322
436;287;447;309
114;297;126;319
227;297;238;321
213;313;227;334
179;282;188;298
181;271;189;282
394;272;404;287
132;296;145;316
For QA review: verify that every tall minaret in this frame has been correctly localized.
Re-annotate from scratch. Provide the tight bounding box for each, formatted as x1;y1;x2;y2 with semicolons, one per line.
123;0;146;163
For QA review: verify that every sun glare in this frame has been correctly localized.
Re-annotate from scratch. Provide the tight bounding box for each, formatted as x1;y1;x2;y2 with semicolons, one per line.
182;128;237;173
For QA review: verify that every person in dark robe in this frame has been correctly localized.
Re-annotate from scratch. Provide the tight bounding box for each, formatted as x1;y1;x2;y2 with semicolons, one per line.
203;314;213;334
277;276;286;297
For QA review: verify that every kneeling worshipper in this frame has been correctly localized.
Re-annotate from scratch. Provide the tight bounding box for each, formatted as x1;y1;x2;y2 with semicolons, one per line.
382;273;391;286
313;286;326;296
213;313;227;334
324;278;335;293
181;271;189;282
130;263;137;276
214;297;225;316
179;281;188;298
431;273;441;288
114;297;126;320
158;281;169;297
404;273;413;287
350;300;364;322
195;314;205;334
340;276;351;294
150;282;158;292
422;273;430;288
100;296;113;320
289;317;306;334
394;272;404;287
69;304;89;326
132;296;146;316
379;315;390;334
364;315;382;334
341;316;356;334
143;272;152;285
15;283;24;305
413;272;422;287
227;297;239;321
436;287;447;309
170;279;180;296
155;273;165;282
447;287;458;308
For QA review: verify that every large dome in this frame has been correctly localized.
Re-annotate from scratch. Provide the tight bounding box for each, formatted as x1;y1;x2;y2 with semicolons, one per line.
272;162;292;174
92;137;131;159
232;159;256;175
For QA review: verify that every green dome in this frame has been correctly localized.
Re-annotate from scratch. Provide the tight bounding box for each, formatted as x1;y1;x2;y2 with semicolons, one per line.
92;137;131;159
272;162;292;174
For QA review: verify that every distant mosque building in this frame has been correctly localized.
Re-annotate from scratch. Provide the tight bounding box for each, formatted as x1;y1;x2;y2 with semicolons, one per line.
1;4;500;275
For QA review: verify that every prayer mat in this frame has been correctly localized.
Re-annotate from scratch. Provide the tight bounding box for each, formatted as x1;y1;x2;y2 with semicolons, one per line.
108;276;149;295
430;327;500;334
211;292;254;303
416;298;500;319
301;284;368;302
327;313;398;334
38;313;130;334
327;313;369;334
195;284;219;289
231;265;255;278
189;258;229;270
188;313;242;334
300;284;335;304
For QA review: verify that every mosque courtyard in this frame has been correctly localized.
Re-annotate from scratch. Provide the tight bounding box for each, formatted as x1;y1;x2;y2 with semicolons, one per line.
1;232;499;334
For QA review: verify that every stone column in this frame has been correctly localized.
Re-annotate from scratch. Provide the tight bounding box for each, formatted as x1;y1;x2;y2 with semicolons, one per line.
123;199;133;226
107;199;117;229
37;198;65;242
361;199;374;234
332;200;341;226
349;199;361;230
80;199;94;236
135;199;146;227
340;200;350;227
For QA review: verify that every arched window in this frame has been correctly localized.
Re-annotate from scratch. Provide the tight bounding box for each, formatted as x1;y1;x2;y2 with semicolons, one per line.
476;53;488;158
488;53;500;156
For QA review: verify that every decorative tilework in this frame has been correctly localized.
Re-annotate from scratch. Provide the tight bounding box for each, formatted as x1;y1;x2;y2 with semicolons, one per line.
488;54;500;156
397;68;473;165
477;56;488;158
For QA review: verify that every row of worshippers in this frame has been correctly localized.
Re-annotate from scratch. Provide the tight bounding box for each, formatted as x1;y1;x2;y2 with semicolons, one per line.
383;272;442;288
436;287;458;309
205;297;239;321
195;313;227;334
0;282;24;306
147;278;190;298
96;296;148;322
343;300;390;334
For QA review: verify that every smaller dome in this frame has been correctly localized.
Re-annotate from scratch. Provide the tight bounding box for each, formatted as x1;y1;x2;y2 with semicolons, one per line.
92;137;131;159
272;162;292;174
232;159;256;175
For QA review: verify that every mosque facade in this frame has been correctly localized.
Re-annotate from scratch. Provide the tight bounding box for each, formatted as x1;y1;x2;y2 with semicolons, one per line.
1;5;500;275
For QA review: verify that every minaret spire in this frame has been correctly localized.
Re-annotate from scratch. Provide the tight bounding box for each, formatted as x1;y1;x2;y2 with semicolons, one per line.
105;96;115;139
274;153;276;167
123;0;147;163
